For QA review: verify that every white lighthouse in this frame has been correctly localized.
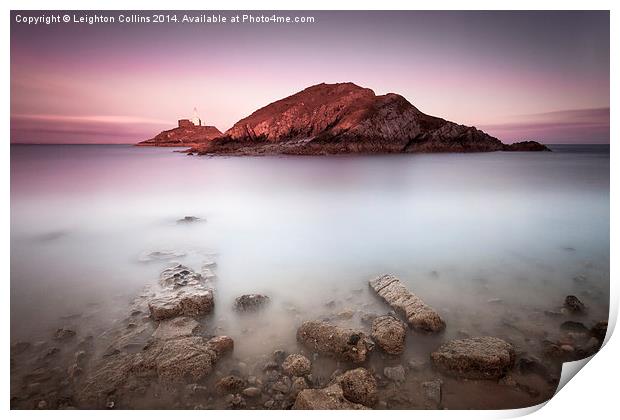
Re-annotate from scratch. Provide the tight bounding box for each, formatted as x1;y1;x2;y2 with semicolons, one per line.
191;107;202;126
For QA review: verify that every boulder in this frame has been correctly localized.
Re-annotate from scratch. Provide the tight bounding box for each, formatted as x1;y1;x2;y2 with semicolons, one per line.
148;287;214;320
293;384;369;410
590;321;608;341
369;275;445;332
296;321;374;363
371;315;406;355
335;368;378;407
234;294;270;312
564;295;585;313
216;376;246;395
431;337;515;380
282;354;312;377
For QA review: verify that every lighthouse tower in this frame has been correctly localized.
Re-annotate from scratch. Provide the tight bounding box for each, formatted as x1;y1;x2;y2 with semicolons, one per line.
191;107;202;126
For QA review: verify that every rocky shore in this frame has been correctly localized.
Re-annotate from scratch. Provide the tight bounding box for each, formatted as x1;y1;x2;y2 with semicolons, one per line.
10;251;606;410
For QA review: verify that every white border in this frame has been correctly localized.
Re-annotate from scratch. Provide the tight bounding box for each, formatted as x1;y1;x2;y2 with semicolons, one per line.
3;1;616;419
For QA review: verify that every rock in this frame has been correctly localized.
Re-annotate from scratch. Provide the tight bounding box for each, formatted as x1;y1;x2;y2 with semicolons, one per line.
336;309;355;320
138;123;223;148
422;379;442;409
431;337;515;379
176;216;203;224
216;376;246;395
296;321;374;363
67;363;82;379
564;295;585;313
407;358;428;372
291;377;308;397
263;361;279;372
53;328;76;341
273;349;287;364
383;365;406;382
579;337;601;356
242;387;261;398
368;274;445;332
148;287;214;320
225;394;246;409
185;82;548;156
282;354;312;377
360;312;379;326
138;250;186;262
371;315;406;355
159;264;203;288
152;317;200;340
560;321;589;333
37;400;48;409
590;321;608;341
335;368;378;407
516;355;550;379
272;378;291;394
293;384;369;410
147;335;233;383
234;294;270;312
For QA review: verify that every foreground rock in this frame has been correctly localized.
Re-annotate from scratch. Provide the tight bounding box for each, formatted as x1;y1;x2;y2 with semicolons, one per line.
296;321;374;363
148;264;214;320
564;295;585;313
335;368;378;407
234;294;270;312
185;82;548;156
282;354;312;377
371;315;406;355
369;275;445;332
431;337;515;380
293;384;369;410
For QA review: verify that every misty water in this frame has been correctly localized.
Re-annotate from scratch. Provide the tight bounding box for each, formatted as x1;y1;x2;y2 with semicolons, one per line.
10;144;610;408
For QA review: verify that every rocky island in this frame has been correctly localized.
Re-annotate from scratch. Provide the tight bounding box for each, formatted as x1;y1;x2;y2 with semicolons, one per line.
138;83;549;155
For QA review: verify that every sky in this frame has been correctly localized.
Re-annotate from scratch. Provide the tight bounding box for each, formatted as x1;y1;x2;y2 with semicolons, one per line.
10;10;610;144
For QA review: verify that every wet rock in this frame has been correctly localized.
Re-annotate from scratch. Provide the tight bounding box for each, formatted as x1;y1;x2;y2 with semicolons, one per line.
234;294;270;312
296;321;374;363
216;375;246;394
242;387;261;398
516;355;550;379
177;216;202;224
149;335;233;383
37;400;48;409
272;378;291;394
590;321;608;341
148;287;214;320
383;365;406;382
431;337;515;380
560;321;589;333
138;250;186;262
273;349;287;364
159;264;203;288
421;379;442;409
152;317;200;340
336;309;355;320
263;361;280;372
293;384;369;410
564;295;585;313
407;358;428;372
225;394;246;409
291;377;308;397
371;315;406;355
577;337;601;357
335;368;378;407
282;354;312;377
67;363;82;379
368;274;445;332
53;328;76;341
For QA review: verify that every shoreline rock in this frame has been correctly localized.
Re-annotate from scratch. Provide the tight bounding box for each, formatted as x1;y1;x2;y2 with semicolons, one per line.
296;321;374;363
371;315;407;355
369;274;445;332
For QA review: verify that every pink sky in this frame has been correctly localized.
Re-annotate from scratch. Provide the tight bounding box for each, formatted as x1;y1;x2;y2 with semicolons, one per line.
11;11;609;144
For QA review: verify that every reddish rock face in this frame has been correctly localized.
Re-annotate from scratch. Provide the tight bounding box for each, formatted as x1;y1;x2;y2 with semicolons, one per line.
187;82;547;155
137;124;223;147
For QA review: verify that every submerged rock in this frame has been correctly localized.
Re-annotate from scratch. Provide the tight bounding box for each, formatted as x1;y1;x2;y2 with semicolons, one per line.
560;321;589;333
293;384;369;410
564;295;585;313
233;294;270;312
152;316;200;340
138;250;186;263
383;365;406;382
296;321;374;363
431;337;515;380
53;328;76;341
176;216;203;224
282;354;312;377
371;315;406;355
590;321;608;341
368;274;445;332
421;379;442;409
335;368;378;407
159;264;203;288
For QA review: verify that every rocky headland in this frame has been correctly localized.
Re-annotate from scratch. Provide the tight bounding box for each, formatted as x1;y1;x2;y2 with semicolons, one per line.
138;122;223;148
137;82;550;155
